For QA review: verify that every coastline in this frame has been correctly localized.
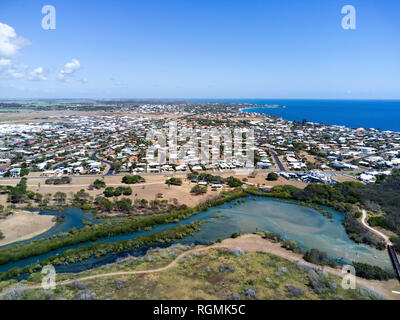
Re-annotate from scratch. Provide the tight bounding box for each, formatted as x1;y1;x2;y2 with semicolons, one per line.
239;105;286;113
238;100;400;132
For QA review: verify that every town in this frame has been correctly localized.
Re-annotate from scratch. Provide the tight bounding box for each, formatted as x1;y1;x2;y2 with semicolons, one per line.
0;101;399;187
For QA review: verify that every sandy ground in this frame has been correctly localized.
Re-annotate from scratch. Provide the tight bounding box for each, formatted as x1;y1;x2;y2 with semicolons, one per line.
242;174;307;189
0;175;218;208
0;173;309;209
220;234;400;300
332;174;359;183
0;210;55;246
0;172;309;209
298;151;319;164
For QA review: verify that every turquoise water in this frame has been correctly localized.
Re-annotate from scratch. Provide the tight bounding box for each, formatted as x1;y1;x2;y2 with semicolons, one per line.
193;99;400;132
0;208;100;249
0;197;394;274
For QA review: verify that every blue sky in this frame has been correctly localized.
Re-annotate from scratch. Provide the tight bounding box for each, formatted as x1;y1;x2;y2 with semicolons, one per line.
0;0;399;99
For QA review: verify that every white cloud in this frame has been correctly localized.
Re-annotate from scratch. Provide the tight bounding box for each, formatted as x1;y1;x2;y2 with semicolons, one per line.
0;22;29;58
57;58;81;82
5;68;25;79
0;58;26;79
0;23;29;79
28;67;47;81
0;58;11;68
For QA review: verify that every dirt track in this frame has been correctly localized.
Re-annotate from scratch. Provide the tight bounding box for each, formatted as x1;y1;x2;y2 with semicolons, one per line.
5;234;399;300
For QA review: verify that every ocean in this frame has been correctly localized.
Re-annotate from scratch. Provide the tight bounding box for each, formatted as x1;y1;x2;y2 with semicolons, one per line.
198;99;400;132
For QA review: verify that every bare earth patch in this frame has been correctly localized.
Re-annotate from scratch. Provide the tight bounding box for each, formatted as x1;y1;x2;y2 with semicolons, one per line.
0;210;55;246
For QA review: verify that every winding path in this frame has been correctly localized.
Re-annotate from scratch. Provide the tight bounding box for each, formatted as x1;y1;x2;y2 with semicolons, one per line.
1;235;399;300
361;210;392;245
1;245;222;293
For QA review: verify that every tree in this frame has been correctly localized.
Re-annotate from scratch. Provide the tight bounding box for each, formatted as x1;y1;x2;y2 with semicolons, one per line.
225;176;243;187
190;185;207;195
95;196;113;212
20;167;29;177
165;178;182;186
74;189;90;205
303;248;337;268
140;199;148;207
267;172;279;181
122;175;145;184
123;187;132;196
35;193;43;203
115;198;133;213
113;187;123;197
54;192;67;205
103;187;115;198
93;179;106;189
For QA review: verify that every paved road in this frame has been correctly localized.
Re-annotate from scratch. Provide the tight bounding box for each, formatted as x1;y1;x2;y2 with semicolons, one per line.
270;150;286;172
93;150;114;175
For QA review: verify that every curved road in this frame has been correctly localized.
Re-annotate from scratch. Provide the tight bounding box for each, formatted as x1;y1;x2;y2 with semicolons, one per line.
93;150;114;175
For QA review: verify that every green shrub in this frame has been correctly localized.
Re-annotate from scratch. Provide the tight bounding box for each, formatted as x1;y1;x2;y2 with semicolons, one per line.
225;176;243;187
122;175;145;184
368;216;388;229
353;211;362;218
266;172;279;181
166;178;182;186
93;179;106;189
303;248;337;268
352;262;390;280
81;203;92;211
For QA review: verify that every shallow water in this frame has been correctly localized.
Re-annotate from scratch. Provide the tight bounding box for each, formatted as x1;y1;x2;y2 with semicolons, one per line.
0;208;99;249
183;198;393;270
0;197;394;274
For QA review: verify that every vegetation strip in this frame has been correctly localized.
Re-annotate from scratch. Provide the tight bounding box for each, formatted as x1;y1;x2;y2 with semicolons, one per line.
0;221;203;280
0;189;247;267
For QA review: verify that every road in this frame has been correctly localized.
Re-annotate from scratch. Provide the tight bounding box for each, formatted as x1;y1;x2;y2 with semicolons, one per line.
93;150;114;175
270;150;286;172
